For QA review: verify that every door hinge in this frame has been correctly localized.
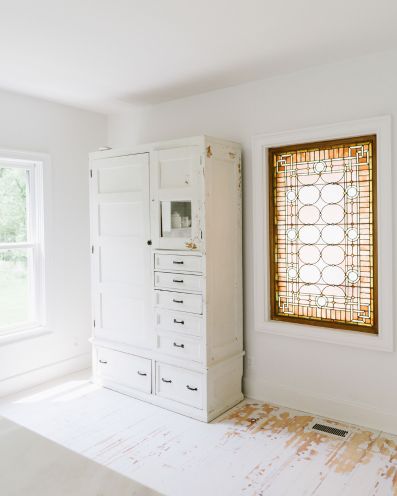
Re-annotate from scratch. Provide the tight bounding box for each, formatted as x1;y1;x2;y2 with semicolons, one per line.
90;169;93;178
93;319;96;328
91;245;94;254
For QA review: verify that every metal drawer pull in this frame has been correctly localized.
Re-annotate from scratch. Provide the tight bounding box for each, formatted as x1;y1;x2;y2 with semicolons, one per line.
161;378;172;383
186;385;198;391
173;260;184;265
172;299;184;304
99;360;107;364
173;319;184;325
137;371;147;376
173;342;185;348
172;279;184;283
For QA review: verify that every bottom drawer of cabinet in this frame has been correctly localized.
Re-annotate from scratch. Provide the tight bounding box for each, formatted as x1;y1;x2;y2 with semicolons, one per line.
96;347;152;394
155;362;204;409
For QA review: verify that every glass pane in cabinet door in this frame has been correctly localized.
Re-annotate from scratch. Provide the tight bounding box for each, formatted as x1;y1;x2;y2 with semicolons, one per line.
161;201;192;238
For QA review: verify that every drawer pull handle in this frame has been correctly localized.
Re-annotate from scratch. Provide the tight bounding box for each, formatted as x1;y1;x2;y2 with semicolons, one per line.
173;342;185;348
99;360;107;364
161;378;172;383
173;260;184;265
173;319;184;325
173;299;184;304
137;371;147;376
172;279;184;283
186;385;198;391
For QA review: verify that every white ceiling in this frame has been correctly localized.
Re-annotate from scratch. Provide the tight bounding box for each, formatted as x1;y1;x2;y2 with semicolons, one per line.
0;0;396;114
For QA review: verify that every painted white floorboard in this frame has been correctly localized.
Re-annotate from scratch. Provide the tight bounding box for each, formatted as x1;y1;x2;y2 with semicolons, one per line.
0;370;396;496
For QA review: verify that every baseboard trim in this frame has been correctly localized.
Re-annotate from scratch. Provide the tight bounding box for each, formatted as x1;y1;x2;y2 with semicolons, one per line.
244;376;397;435
0;353;91;398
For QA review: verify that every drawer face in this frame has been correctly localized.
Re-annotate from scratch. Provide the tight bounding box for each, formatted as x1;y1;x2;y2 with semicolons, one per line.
155;290;202;314
156;333;203;363
154;253;202;273
96;347;152;394
154;271;202;293
156;362;204;409
155;309;203;337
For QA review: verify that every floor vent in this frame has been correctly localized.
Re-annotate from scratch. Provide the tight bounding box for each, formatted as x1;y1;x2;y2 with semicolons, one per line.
310;422;351;439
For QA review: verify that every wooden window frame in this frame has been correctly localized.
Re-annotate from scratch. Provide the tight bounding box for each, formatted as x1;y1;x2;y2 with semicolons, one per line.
268;135;378;334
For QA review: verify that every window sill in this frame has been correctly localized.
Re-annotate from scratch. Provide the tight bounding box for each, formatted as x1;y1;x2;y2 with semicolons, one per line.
255;320;394;353
0;325;52;346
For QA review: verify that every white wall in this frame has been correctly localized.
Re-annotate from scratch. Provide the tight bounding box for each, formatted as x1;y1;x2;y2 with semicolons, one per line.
0;89;106;395
108;50;397;433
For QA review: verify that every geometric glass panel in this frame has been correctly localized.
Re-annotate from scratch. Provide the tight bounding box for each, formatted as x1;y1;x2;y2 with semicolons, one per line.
269;135;378;333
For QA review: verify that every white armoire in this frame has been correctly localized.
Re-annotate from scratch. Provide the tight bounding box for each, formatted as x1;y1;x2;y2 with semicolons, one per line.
89;136;243;422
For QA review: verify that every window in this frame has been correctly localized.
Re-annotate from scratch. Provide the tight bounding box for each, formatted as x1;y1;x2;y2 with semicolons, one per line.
269;136;377;333
0;156;46;336
253;117;393;350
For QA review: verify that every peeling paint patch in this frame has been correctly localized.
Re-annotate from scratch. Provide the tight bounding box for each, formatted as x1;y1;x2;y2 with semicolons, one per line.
185;241;197;250
206;145;212;158
229;152;236;159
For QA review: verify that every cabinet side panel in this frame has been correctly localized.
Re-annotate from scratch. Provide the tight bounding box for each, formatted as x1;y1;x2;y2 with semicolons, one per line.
204;141;243;363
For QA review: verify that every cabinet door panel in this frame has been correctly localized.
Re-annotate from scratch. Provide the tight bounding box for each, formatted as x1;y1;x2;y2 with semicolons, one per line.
91;153;152;349
151;146;202;251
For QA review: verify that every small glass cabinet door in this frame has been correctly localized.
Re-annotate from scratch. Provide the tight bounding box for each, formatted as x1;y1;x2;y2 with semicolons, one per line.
151;146;202;251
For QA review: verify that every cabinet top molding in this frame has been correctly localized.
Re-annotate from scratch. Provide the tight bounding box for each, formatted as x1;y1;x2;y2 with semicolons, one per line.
90;135;241;161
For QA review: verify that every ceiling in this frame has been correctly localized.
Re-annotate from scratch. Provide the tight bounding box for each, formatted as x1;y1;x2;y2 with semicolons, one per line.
0;0;396;114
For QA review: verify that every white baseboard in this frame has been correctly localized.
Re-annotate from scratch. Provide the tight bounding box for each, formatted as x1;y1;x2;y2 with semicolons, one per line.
243;376;397;435
0;353;91;398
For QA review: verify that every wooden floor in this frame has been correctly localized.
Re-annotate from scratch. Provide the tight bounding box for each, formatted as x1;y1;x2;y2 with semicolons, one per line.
0;371;396;496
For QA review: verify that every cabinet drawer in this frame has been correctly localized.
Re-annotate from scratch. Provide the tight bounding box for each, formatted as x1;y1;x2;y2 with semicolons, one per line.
154;253;202;273
156;333;203;363
155;290;202;314
154;271;202;293
156;362;204;409
155;309;203;337
96;347;152;394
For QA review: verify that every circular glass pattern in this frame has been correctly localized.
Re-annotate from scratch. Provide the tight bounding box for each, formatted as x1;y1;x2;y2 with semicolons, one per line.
299;264;321;284
323;170;345;183
322;266;345;285
346;185;358;198
286;228;297;241
287;267;298;279
321;204;345;224
299;245;321;264
298;205;320;224
286;190;296;202
323;285;345;298
314;161;326;174
300;284;321;295
299;225;320;244
321;245;345;265
298;185;320;205
347;270;359;283
321;183;345;203
346;227;359;241
297;172;319;186
316;295;328;308
321;225;345;244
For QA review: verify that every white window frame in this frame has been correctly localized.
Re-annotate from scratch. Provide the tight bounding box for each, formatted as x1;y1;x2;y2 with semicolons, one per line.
0;149;51;344
252;116;394;352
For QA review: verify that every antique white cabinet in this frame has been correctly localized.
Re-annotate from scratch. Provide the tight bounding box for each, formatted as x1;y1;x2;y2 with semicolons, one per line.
89;136;243;422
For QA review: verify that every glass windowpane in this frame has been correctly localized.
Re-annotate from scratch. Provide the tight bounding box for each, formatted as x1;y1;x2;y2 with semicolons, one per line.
161;201;192;238
0;167;28;243
0;249;32;329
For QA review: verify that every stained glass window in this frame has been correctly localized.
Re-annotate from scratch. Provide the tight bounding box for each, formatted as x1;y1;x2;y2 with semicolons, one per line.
269;135;377;333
